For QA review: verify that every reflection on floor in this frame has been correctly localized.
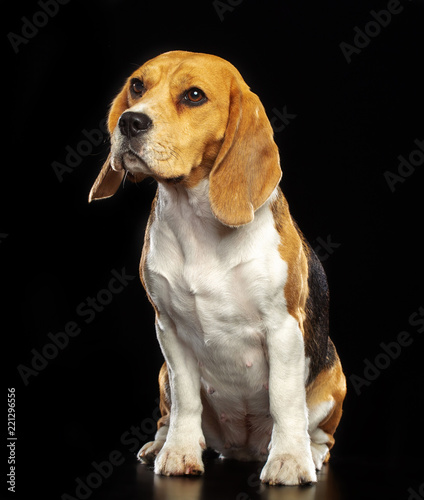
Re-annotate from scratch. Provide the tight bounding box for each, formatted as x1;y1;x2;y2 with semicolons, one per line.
83;453;421;500
146;462;337;500
135;455;340;500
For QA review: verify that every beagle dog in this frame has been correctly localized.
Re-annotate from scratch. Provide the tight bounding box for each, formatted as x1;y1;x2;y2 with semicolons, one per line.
89;50;346;486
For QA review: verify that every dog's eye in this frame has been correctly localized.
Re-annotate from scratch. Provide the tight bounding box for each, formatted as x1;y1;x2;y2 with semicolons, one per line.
130;78;145;96
184;88;207;106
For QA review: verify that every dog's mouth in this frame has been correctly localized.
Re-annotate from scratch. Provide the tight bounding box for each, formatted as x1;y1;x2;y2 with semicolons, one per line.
111;149;186;185
111;149;149;177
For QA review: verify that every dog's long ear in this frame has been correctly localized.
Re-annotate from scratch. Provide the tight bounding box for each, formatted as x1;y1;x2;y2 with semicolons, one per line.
209;80;282;227
89;86;128;202
88;152;124;202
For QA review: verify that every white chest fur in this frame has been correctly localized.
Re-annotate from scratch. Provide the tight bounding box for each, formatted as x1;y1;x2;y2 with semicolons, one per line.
144;180;290;458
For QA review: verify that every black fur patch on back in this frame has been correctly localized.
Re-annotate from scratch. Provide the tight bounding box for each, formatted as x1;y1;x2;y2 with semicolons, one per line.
301;237;336;386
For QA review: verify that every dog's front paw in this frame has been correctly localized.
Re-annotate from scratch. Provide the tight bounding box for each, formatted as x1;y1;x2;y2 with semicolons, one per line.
260;452;317;486
138;440;165;464
154;442;204;476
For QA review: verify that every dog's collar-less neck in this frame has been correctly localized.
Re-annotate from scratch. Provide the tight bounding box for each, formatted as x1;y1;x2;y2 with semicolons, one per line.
157;178;216;223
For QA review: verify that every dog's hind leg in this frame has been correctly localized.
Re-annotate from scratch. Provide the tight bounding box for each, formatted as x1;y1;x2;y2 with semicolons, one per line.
138;363;170;464
306;353;346;470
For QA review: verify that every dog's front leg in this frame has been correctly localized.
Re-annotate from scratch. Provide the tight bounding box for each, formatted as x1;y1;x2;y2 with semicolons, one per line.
260;314;317;486
153;315;206;476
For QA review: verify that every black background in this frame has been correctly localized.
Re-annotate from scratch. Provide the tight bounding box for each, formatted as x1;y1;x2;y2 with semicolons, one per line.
4;1;424;499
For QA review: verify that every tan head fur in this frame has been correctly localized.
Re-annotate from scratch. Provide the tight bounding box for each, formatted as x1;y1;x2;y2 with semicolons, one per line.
89;50;281;226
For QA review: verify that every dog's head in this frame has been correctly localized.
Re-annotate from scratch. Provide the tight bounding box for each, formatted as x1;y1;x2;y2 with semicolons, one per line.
89;50;281;226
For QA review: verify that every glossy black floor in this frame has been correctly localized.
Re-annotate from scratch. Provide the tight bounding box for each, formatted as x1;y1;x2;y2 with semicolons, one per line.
58;452;422;500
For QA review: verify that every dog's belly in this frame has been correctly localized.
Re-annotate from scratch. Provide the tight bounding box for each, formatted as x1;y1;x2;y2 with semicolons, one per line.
199;344;273;460
162;271;275;460
183;311;273;459
148;253;278;458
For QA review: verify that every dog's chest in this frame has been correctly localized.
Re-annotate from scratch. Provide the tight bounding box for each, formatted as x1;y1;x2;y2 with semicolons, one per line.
145;185;285;337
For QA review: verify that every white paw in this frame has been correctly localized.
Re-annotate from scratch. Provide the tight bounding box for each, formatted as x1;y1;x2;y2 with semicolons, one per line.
138;440;165;464
260;452;317;486
154;441;205;476
310;442;329;471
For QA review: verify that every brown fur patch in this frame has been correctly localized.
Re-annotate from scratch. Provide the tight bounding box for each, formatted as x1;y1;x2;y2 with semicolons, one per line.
270;189;308;329
306;353;346;450
209;84;281;226
157;362;171;430
139;192;159;314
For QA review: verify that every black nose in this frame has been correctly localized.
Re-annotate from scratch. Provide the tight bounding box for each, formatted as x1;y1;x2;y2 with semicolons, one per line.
118;112;152;138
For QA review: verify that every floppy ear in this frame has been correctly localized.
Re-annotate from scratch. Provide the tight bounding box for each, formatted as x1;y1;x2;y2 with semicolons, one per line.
88;86;129;202
88;152;124;202
209;81;282;227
